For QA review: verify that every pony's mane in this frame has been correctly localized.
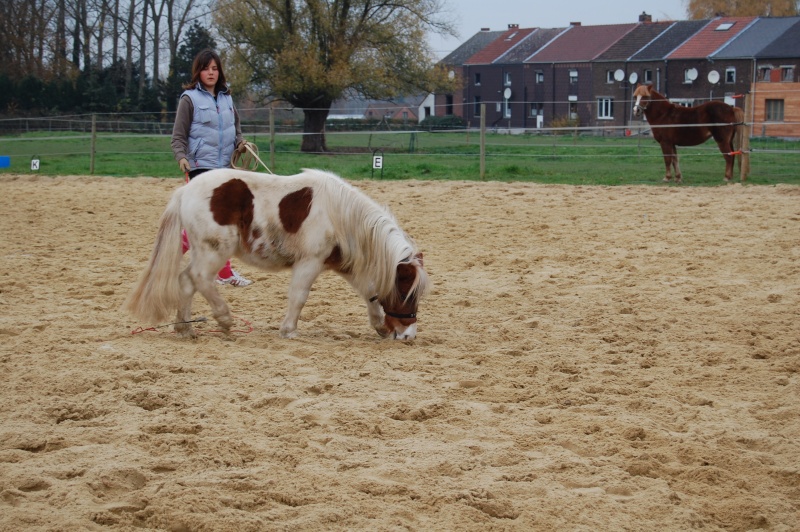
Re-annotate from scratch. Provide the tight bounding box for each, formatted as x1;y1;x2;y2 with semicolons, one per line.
303;169;428;301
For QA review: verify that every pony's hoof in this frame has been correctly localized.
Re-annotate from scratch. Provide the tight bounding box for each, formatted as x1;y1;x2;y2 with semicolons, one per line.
662;177;672;182
280;329;298;339
176;327;197;339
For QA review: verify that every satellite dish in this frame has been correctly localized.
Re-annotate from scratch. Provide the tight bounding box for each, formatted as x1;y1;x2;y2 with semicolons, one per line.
503;87;512;99
629;72;639;84
687;68;698;81
448;70;455;80
707;70;720;84
614;69;625;82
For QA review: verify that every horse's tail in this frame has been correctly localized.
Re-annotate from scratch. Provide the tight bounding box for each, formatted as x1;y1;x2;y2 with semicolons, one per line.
733;106;745;172
122;187;185;324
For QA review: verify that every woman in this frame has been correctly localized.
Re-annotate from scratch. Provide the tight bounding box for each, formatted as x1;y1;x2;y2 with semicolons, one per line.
171;49;253;287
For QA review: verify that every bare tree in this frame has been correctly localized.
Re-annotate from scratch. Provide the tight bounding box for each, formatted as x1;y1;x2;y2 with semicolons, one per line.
215;0;457;152
687;0;799;18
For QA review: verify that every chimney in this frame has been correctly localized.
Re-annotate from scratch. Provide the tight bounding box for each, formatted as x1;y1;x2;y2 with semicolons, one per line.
481;27;490;31
508;24;519;29
639;11;652;22
570;21;581;26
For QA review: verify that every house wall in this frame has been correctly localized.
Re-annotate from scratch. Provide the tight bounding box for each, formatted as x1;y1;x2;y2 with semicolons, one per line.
752;81;800;137
591;62;637;130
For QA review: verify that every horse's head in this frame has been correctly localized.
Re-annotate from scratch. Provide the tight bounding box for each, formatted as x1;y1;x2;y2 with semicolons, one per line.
375;253;428;340
632;84;653;118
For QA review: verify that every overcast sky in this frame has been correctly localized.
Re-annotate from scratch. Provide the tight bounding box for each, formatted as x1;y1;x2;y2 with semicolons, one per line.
428;0;689;57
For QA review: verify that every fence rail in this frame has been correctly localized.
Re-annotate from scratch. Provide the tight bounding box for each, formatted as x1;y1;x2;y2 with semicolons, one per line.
1;108;799;185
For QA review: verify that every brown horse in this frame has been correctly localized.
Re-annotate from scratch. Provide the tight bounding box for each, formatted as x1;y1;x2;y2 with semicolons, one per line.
632;84;745;183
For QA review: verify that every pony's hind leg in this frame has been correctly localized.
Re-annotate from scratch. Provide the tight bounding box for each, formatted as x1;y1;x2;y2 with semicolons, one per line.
174;268;198;338
176;248;234;337
192;270;234;334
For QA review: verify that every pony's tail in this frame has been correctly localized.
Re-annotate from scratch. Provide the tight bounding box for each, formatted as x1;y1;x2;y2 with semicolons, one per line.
122;188;185;324
733;107;746;173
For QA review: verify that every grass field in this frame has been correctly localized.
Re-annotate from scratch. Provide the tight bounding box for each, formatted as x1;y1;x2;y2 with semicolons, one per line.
1;130;798;186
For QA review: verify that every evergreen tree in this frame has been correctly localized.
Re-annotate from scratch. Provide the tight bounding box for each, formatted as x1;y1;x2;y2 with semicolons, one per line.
164;22;217;113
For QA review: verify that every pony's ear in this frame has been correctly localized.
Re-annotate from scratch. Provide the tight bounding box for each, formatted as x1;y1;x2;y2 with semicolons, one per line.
415;252;424;267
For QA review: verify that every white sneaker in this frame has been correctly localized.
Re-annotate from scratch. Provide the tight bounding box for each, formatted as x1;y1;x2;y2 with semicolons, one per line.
216;270;253;287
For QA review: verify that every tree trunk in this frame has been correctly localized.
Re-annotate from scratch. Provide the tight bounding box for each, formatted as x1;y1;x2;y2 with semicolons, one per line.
138;0;148;100
124;0;135;96
301;107;331;152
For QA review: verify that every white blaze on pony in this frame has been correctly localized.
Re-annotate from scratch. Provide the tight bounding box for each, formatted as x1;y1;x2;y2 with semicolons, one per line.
123;169;429;340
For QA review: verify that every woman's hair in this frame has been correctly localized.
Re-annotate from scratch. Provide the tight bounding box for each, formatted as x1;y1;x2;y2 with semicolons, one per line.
182;49;229;93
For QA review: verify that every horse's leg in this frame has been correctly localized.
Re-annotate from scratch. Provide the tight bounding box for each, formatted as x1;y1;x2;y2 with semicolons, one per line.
715;135;735;182
671;146;682;183
659;143;674;182
280;259;324;338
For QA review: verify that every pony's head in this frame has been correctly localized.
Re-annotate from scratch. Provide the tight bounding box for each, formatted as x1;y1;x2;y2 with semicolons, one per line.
632;83;653;118
375;253;428;340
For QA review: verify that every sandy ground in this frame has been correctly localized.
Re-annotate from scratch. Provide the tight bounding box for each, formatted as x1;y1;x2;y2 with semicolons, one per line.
0;174;798;531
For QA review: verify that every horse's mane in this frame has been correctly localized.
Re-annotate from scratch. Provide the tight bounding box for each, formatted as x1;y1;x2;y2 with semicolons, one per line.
304;169;428;302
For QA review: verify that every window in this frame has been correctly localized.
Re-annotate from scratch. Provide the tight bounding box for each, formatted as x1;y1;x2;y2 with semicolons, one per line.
781;66;795;82
725;67;736;83
535;70;544;83
644;69;653;83
597;98;614;119
504;72;511;86
474;96;482;117
474;73;481;86
504;99;511;118
606;70;615;83
569;70;578;84
765;99;784;121
569;102;578;120
758;66;772;81
683;68;697;83
445;95;453;115
530;103;543;116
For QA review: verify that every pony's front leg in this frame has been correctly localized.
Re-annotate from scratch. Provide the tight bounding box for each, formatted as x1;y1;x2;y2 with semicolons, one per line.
280;260;324;338
367;296;391;338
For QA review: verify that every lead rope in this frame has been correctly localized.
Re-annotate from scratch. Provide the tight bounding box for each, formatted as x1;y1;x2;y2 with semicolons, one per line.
231;142;273;174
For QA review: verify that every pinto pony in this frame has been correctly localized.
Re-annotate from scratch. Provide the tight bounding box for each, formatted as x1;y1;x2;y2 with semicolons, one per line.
632;84;746;183
123;169;429;340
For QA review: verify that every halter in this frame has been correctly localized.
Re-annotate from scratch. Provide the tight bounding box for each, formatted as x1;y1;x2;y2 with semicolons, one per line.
369;295;417;320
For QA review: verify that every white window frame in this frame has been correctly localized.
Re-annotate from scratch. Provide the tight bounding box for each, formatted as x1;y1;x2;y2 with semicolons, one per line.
606;70;615;83
474;72;481;86
535;71;544;83
504;72;512;86
569;69;578;84
725;67;736;83
597;97;614;120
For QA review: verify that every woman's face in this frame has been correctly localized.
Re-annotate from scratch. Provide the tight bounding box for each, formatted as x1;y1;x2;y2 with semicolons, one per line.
200;60;219;93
